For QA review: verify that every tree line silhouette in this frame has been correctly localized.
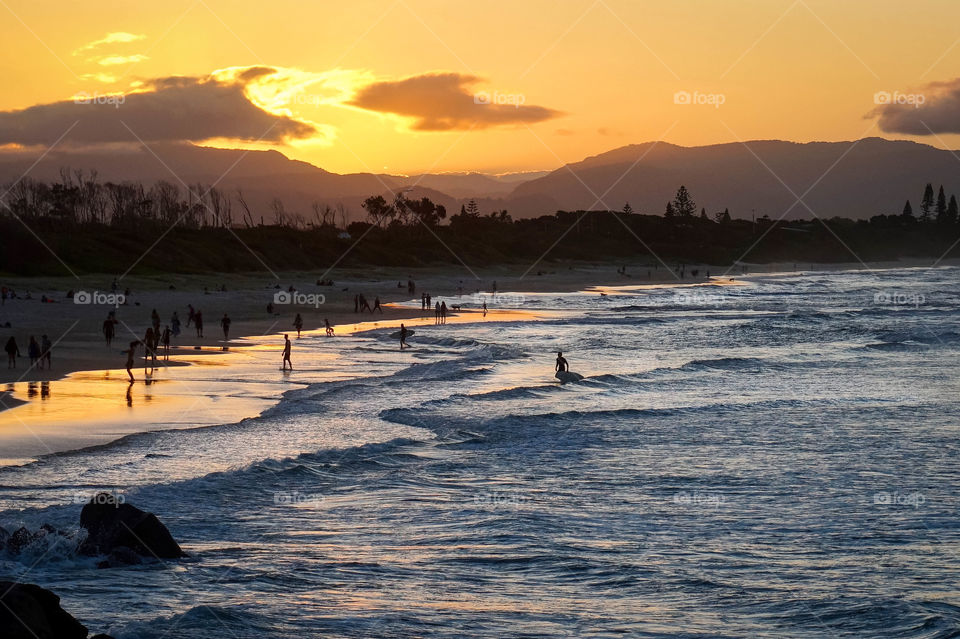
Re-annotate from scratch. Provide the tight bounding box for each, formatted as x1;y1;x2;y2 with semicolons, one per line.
1;175;958;275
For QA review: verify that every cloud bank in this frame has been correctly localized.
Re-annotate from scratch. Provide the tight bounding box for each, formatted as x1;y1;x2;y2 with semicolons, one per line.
0;70;317;146
872;78;960;135
350;72;561;131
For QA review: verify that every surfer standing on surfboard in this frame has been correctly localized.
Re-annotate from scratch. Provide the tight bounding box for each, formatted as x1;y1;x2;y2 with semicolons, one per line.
556;351;569;373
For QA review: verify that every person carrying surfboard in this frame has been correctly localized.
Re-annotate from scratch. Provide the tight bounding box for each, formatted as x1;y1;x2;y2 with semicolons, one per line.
556;351;569;373
399;323;409;350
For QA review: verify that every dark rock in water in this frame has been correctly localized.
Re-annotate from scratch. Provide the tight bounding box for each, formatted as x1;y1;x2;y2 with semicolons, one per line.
8;527;34;554
96;545;144;568
0;581;88;639
79;492;185;559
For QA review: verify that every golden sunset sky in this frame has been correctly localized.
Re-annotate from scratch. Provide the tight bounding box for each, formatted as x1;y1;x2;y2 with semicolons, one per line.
2;0;960;174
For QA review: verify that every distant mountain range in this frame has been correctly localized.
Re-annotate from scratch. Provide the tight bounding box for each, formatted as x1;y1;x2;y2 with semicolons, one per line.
1;137;958;222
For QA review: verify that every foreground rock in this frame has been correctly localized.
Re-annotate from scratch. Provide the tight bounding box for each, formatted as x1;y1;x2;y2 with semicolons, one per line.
0;581;89;639
78;493;185;562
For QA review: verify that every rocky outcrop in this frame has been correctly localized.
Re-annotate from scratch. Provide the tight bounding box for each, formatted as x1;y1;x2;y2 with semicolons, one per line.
0;581;88;639
78;493;185;560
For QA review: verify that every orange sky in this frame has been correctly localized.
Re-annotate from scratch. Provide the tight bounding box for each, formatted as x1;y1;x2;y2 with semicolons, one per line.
2;0;960;174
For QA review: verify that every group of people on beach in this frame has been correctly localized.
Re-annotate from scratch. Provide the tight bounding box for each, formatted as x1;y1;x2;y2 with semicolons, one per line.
353;294;383;314
4;335;51;370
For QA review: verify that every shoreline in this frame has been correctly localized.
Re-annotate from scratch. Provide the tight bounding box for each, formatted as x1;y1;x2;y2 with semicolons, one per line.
0;258;952;464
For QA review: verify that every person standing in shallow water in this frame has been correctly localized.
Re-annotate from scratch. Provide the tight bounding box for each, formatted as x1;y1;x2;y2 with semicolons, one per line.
434;301;441;324
556;351;569;373
293;313;303;338
440;301;448;324
125;340;139;382
282;334;292;370
220;313;231;340
5;336;20;369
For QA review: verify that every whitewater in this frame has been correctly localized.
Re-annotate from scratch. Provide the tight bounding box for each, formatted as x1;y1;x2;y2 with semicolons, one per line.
2;266;959;638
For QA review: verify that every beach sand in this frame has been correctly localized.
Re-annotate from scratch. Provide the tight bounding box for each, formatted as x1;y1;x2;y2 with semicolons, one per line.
0;257;946;463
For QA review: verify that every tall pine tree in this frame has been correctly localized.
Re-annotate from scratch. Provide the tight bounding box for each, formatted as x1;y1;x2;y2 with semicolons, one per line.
672;185;696;217
920;183;935;222
949;195;959;224
936;185;948;222
902;200;913;219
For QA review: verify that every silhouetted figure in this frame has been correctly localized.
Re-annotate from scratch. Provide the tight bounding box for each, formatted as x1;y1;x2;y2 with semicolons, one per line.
294;313;303;338
482;300;488;317
399;323;409;350
555;351;569;373
354;294;359;313
5;336;20;369
151;309;161;334
171;312;181;336
359;295;372;313
161;326;171;360
282;334;292;370
41;335;51;369
220;313;231;340
103;314;116;346
440;301;448;324
194;311;204;338
373;297;383;313
143;328;156;368
186;304;195;327
28;336;41;369
421;293;426;310
125;340;140;382
325;319;334;336
435;301;441;324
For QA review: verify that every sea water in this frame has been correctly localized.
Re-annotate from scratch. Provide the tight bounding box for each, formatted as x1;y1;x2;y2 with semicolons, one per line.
1;267;959;638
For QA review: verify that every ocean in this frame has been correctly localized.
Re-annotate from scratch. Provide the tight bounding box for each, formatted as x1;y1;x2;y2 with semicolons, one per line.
2;266;959;638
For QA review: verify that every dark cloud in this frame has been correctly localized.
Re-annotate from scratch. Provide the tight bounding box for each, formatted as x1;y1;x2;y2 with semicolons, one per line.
0;70;316;146
349;72;561;131
872;78;960;135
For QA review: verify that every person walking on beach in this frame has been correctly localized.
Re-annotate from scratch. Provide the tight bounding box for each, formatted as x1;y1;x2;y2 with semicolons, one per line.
293;313;303;338
5;336;20;369
41;335;51;369
434;301;441;324
324;319;334;336
124;340;140;382
143;328;156;369
555;351;569;373
372;296;383;313
28;336;41;369
220;313;231;340
186;304;195;328
399;323;409;350
194;311;204;338
161;325;171;360
282;334;292;370
440;301;448;324
482;300;488;317
103;313;116;346
359;295;372;313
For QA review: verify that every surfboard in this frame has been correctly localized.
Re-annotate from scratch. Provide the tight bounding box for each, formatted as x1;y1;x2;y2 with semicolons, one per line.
390;329;415;339
555;370;584;383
